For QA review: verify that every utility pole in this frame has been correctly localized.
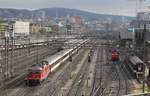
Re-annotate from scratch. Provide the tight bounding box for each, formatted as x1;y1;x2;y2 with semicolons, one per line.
28;35;31;55
142;24;146;93
4;24;9;80
36;33;39;64
8;23;14;78
0;24;7;86
100;47;103;94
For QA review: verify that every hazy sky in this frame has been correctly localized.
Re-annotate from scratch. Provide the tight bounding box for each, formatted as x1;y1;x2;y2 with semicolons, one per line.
0;0;150;16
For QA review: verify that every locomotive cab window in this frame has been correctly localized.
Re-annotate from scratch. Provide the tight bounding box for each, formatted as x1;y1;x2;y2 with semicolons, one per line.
29;71;41;74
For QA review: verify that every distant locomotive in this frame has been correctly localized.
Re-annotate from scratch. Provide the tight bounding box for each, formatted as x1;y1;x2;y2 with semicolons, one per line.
124;55;145;78
111;50;120;61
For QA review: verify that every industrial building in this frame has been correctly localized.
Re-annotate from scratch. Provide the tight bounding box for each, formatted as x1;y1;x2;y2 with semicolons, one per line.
13;21;30;37
0;20;30;37
119;30;133;47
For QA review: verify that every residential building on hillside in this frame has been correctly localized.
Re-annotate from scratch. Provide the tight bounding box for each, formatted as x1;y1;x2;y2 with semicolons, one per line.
30;23;42;34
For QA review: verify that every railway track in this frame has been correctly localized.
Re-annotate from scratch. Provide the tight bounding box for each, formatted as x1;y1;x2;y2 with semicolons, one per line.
119;49;141;94
90;45;112;96
119;60;140;95
92;61;119;96
2;46;86;96
105;49;140;96
91;45;128;96
73;47;96;96
45;49;89;96
105;62;125;96
91;47;104;95
66;49;92;96
105;62;131;96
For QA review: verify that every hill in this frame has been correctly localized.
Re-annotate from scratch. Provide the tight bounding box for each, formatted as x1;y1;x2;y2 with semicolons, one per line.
0;8;134;21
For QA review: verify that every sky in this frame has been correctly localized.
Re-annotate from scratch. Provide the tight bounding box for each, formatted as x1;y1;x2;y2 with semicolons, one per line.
0;0;150;16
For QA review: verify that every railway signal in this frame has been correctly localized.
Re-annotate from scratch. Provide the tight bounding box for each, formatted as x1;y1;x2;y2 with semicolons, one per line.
69;56;72;62
88;53;91;63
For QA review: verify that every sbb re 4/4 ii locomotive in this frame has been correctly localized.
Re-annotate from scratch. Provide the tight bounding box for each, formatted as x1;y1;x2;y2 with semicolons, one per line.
111;50;120;62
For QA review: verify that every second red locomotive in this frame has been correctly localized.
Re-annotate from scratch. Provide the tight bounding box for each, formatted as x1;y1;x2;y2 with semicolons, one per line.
111;50;120;61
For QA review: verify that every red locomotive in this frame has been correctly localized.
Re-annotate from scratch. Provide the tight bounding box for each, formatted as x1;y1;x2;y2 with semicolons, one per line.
25;61;51;85
111;50;120;61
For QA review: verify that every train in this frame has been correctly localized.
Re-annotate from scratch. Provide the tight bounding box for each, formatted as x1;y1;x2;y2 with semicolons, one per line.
25;39;87;85
111;50;120;61
124;55;145;79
